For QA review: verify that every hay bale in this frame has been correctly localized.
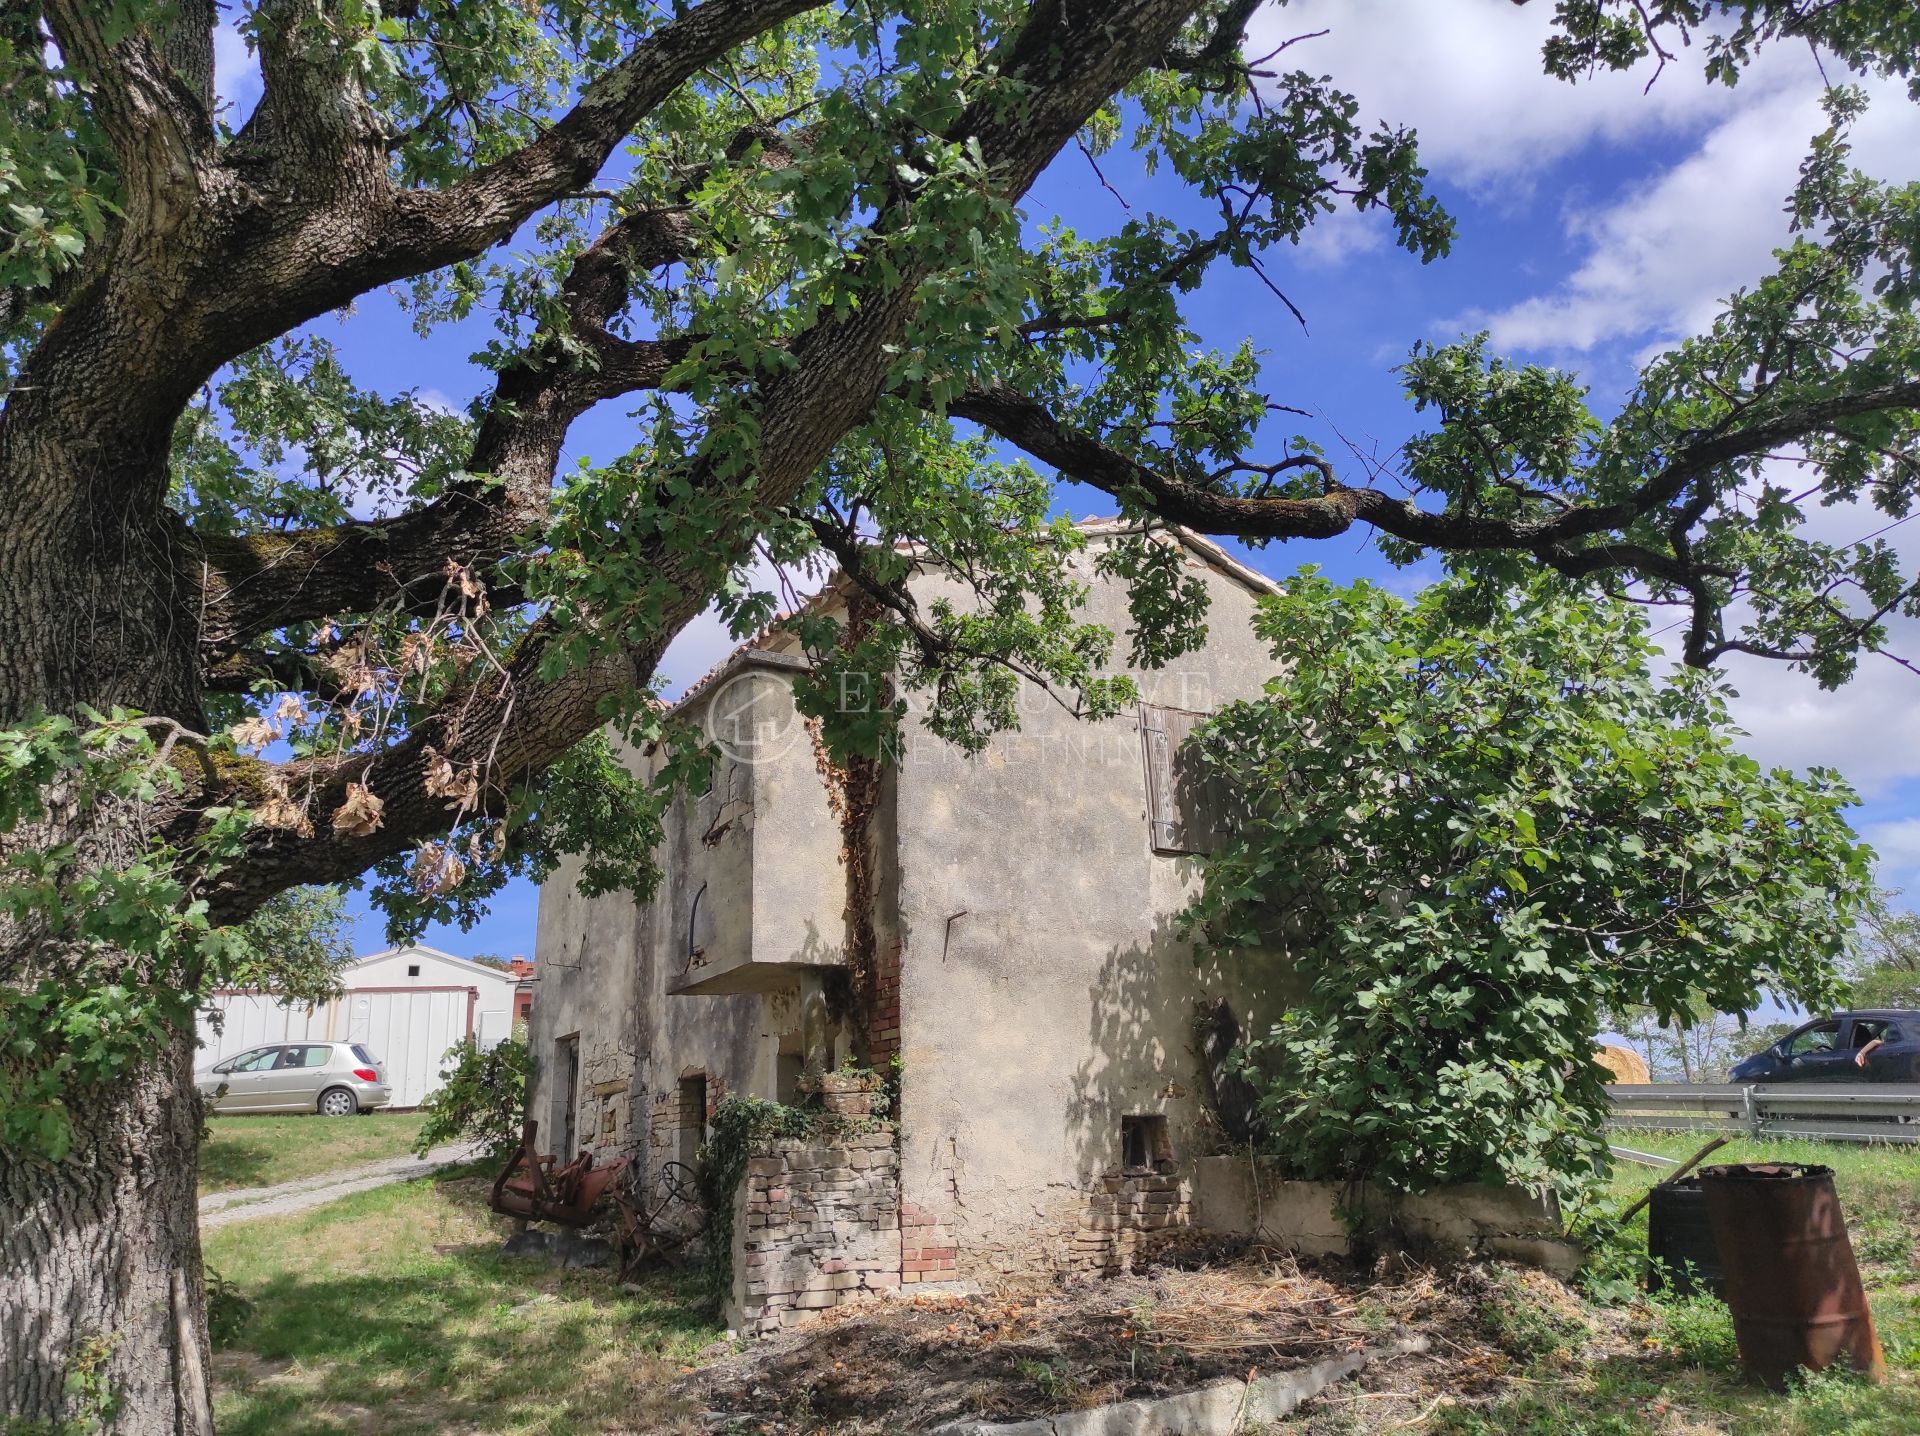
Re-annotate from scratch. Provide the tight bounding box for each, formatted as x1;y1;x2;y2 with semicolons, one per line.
1593;1044;1650;1084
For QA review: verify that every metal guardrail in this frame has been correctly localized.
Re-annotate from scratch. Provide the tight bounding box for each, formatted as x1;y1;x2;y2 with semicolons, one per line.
1606;1083;1920;1144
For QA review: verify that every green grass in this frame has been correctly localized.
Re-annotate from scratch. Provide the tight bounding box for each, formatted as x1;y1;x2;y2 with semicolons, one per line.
204;1167;723;1435
1416;1131;1920;1435
199;1130;1918;1434
199;1111;431;1195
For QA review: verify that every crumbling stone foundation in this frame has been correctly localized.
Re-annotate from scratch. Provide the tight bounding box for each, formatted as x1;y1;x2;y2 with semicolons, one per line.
1066;1170;1193;1274
729;1121;902;1336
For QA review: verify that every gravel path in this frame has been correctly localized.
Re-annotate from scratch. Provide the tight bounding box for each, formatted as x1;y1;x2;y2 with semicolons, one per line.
199;1144;476;1228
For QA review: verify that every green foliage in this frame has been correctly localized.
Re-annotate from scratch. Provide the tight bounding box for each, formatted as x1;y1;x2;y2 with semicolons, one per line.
1648;1293;1741;1374
1383;94;1920;686
412;1035;530;1162
0;1331;120;1435
1;711;252;1159
1542;1;1920;98
1843;891;1920;1009
0;5;114;378
222;886;356;1010
1474;1268;1590;1367
1184;573;1873;1201
0;709;356;1159
203;1268;253;1348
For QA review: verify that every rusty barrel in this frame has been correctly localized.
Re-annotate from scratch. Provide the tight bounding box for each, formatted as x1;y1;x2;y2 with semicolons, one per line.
1696;1162;1885;1389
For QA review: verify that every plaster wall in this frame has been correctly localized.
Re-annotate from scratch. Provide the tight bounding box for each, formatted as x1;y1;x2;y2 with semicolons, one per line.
528;665;849;1189
891;539;1296;1277
1189;1155;1579;1275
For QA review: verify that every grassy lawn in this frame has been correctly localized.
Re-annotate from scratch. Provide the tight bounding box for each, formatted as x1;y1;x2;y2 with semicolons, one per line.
1406;1133;1920;1436
200;1133;1918;1434
199;1112;432;1195
204;1167;722;1435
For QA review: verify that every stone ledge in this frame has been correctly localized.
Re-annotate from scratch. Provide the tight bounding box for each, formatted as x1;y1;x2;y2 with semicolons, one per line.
925;1335;1428;1436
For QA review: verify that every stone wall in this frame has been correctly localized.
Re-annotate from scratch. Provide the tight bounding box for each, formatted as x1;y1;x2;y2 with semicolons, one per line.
730;1120;902;1336
581;1041;638;1161
648;1079;707;1170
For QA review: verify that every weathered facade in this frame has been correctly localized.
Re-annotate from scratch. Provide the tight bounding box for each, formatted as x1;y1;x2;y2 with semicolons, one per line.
526;522;1296;1321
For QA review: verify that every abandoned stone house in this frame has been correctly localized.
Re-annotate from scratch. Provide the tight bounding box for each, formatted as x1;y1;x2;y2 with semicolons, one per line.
526;520;1558;1332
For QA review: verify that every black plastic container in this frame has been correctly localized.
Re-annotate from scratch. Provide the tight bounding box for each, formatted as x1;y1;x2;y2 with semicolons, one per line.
1647;1177;1725;1299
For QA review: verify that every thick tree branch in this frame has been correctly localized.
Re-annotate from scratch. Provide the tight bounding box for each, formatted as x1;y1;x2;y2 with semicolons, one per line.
41;0;216;208
203;644;350;700
951;379;1920;601
950;381;1712;610
193;112;810;651
1538;378;1920;544
193;0;1204;915
378;0;827;273
198;620;643;920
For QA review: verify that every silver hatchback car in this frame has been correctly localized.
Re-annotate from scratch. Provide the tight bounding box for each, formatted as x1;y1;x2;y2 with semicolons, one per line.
197;1041;392;1116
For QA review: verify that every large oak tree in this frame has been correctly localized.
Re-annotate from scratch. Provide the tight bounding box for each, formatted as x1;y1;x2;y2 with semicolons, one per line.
1;0;1917;1428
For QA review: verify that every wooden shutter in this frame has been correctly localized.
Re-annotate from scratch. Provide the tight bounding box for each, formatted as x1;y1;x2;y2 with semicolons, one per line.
1140;704;1219;855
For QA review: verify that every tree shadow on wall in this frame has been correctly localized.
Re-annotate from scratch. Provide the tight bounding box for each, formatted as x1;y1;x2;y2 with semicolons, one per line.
1064;906;1300;1185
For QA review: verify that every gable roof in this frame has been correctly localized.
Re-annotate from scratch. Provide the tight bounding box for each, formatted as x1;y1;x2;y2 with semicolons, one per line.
347;944;522;985
669;518;1279;715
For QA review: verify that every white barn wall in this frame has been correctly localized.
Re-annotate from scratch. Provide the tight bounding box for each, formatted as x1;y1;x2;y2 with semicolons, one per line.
196;945;522;1109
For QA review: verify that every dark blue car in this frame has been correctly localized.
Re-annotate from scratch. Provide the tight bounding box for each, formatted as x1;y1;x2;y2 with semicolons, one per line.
1729;1010;1920;1083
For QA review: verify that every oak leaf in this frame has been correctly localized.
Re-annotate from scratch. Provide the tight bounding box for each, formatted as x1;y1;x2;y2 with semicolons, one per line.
232;716;275;752
254;792;314;837
330;781;385;837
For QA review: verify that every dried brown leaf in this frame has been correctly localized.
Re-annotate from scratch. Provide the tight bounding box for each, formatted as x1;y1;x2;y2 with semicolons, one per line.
330;781;385;838
253;793;314;837
421;744;479;809
444;558;490;616
232;716;276;752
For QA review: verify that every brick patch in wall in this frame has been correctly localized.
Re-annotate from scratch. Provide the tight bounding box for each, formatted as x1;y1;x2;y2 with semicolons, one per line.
867;938;902;1069
900;1200;959;1285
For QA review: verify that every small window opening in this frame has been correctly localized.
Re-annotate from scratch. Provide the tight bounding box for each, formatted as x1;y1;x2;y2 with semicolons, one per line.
407;963;421;977
1120;1115;1174;1174
776;1052;806;1105
677;1074;708;1166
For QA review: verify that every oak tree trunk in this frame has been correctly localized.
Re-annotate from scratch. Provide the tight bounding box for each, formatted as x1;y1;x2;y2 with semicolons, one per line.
1;415;214;1432
0;1024;214;1435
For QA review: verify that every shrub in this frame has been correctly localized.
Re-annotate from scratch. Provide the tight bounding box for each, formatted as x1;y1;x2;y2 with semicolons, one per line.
412;1035;530;1161
1185;573;1871;1201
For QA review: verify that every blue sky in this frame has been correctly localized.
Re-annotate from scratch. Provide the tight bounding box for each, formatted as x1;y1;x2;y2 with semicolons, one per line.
212;2;1920;962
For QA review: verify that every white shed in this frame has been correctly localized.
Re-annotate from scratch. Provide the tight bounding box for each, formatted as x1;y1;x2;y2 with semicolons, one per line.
196;945;525;1109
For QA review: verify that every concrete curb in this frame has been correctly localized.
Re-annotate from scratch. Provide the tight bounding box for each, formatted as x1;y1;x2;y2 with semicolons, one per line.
928;1335;1429;1436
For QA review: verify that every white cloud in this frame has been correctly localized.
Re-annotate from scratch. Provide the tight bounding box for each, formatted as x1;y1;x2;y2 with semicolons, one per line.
1472;80;1920;356
655;554;827;700
1289;205;1389;269
1249;0;1805;191
213;21;262;127
1716;641;1920;797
